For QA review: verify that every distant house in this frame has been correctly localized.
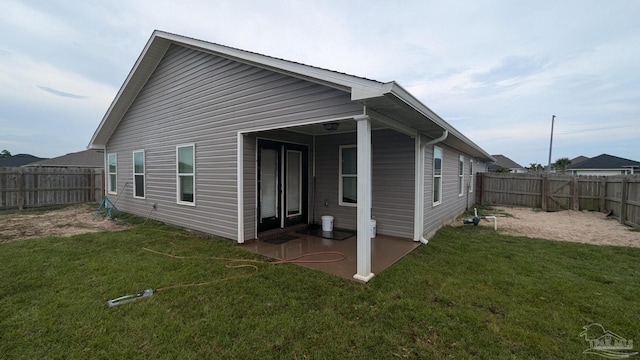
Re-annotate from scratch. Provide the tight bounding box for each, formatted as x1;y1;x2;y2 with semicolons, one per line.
88;30;494;281
570;155;589;166
488;155;526;173
0;154;47;167
567;154;640;176
27;149;104;169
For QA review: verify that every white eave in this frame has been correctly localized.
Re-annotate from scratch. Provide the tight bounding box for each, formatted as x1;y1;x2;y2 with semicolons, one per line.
89;30;494;162
357;82;494;162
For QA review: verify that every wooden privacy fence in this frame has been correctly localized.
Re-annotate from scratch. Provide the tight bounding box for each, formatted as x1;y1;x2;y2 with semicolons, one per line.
0;167;103;210
476;173;640;228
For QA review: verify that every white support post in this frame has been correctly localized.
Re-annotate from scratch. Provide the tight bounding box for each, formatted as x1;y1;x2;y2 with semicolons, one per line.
237;132;245;243
413;132;424;241
353;115;374;282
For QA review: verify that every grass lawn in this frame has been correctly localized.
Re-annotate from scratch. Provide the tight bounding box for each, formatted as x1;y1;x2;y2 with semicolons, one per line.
1;216;639;359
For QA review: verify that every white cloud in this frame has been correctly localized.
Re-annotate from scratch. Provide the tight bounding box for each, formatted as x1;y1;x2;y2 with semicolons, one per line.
0;48;116;157
0;0;638;163
0;50;115;118
0;0;80;41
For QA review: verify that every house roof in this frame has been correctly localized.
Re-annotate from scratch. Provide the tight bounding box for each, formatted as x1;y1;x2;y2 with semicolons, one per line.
89;30;494;162
27;149;104;168
570;155;589;166
489;154;524;170
0;154;47;167
568;154;640;170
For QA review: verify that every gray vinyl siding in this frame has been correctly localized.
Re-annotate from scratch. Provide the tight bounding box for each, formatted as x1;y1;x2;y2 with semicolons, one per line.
105;44;362;240
314;132;357;229
371;130;415;238
423;144;488;238
313;128;415;238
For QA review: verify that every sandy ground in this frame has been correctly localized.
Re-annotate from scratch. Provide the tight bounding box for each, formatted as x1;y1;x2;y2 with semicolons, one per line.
467;206;640;248
0;203;129;244
1;204;638;248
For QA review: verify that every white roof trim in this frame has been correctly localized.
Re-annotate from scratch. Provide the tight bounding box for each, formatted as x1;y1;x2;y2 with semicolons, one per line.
386;82;494;161
155;31;386;99
88;30;493;162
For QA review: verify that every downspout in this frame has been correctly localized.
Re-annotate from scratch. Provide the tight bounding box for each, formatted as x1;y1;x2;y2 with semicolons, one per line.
418;130;448;244
424;130;449;147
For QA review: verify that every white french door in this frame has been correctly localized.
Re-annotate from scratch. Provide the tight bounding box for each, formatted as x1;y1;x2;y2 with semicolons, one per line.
258;140;307;232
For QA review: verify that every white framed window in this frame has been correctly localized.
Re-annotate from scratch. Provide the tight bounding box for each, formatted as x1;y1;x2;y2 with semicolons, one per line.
469;159;474;193
107;153;117;194
433;146;442;206
459;155;465;196
176;144;195;205
133;150;145;199
339;145;357;207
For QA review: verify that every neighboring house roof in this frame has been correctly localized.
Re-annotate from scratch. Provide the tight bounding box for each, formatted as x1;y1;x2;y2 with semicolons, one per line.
27;149;104;168
89;30;494;163
488;154;524;171
567;154;640;170
570;155;589;166
0;154;47;167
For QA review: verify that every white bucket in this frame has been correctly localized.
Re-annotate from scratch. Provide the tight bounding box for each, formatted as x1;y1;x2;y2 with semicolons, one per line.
321;216;334;232
370;219;376;238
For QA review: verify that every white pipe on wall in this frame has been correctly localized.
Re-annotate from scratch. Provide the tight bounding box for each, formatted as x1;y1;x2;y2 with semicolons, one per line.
424;130;449;147
417;130;449;244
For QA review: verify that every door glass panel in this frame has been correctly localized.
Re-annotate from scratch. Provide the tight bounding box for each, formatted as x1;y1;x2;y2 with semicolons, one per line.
286;151;301;216
260;149;278;219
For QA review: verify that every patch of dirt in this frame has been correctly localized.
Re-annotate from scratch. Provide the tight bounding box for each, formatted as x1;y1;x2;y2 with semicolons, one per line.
469;206;640;248
0;204;129;244
2;204;638;248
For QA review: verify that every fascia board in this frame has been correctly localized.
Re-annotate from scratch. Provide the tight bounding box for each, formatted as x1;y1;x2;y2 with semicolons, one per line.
157;31;385;97
88;30;494;164
88;32;170;148
89;30;387;149
386;82;495;162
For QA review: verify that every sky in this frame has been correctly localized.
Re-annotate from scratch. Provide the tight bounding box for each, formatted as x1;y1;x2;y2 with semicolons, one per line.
1;0;638;167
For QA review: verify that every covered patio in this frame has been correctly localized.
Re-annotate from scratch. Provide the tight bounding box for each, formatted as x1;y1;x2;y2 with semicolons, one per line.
241;232;420;281
240;114;426;282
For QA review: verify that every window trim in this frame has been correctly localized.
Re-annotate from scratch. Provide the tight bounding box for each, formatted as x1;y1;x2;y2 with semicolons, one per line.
176;144;195;206
107;153;117;195
133;150;145;199
339;144;357;207
433;146;443;206
458;155;465;197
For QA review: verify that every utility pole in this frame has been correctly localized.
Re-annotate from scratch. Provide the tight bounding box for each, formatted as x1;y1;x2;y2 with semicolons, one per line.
547;115;556;173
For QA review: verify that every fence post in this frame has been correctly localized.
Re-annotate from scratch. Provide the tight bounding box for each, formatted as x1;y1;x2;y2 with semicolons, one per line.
17;168;24;210
599;178;606;212
620;176;628;225
33;169;39;207
572;176;579;211
101;171;106;199
89;169;95;202
541;175;549;212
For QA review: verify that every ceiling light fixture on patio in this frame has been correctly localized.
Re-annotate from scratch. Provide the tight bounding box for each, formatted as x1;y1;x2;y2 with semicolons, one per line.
323;122;339;131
